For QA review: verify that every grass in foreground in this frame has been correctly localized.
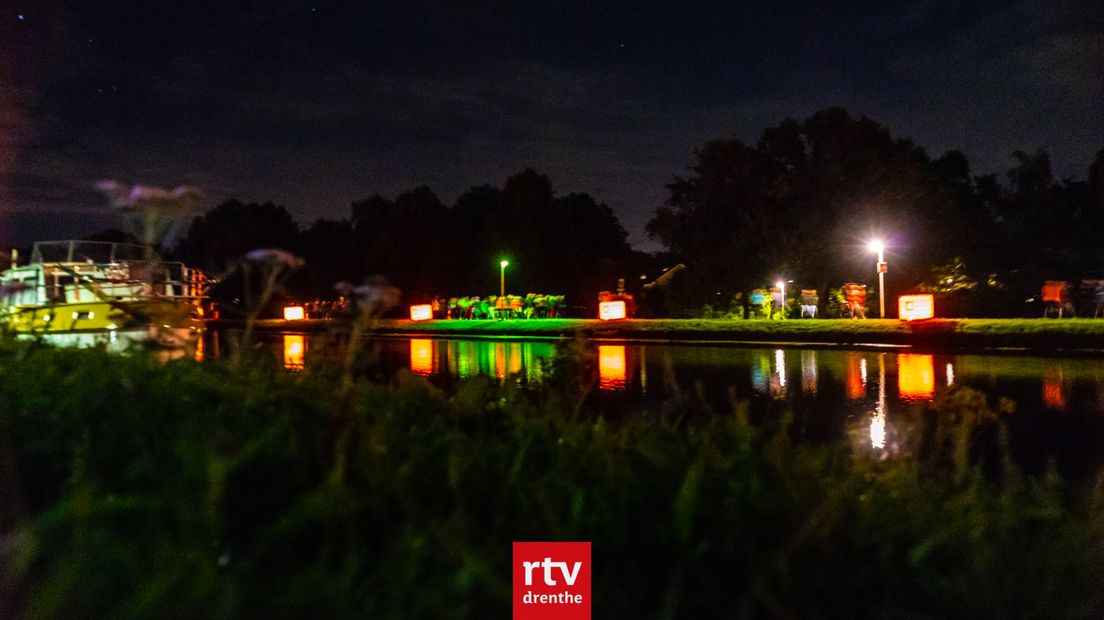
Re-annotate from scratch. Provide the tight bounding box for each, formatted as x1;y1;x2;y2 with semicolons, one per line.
1;341;1103;618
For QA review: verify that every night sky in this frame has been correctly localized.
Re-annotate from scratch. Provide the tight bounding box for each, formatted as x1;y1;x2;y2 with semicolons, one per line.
2;1;1101;250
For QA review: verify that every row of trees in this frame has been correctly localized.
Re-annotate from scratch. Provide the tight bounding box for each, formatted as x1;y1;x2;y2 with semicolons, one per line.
646;108;1104;317
145;107;1101;318
170;170;650;312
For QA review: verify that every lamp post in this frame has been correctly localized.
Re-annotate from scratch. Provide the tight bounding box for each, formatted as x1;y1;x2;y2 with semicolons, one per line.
499;260;509;298
869;240;886;318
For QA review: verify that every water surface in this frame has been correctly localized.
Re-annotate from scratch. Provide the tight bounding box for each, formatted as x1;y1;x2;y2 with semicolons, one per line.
232;333;1104;477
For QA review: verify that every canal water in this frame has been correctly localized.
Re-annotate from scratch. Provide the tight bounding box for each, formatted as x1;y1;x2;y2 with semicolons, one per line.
231;333;1104;477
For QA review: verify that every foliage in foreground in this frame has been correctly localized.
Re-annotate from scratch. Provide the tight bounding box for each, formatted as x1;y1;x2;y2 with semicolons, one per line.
1;343;1103;619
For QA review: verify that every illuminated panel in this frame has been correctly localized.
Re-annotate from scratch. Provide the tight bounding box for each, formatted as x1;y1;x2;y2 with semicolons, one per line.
283;306;305;321
897;353;935;401
898;294;934;321
598;345;627;390
598;300;626;320
283;334;305;370
410;338;434;375
409;304;433;321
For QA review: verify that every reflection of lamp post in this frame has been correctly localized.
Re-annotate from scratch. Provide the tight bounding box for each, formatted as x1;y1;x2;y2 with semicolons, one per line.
868;240;886;318
499;260;509;298
870;353;887;449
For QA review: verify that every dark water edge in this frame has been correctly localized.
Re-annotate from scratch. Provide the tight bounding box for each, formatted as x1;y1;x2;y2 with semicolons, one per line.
212;331;1104;480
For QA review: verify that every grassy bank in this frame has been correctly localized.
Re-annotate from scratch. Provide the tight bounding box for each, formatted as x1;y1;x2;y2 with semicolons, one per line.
2;341;1104;618
250;317;1104;351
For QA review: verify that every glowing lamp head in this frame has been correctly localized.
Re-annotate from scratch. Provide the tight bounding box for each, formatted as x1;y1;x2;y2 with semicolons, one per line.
868;239;884;254
500;260;509;268
409;304;433;321
283;306;305;321
775;281;785;289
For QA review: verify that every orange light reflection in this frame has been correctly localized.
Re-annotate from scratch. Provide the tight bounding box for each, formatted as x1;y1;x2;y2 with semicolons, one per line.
897;353;934;401
410;338;434;375
283;334;305;370
598;345;627;390
846;353;866;400
1042;368;1066;410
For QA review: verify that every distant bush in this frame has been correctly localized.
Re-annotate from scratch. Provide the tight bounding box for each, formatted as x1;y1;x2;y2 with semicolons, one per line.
1;341;1103;618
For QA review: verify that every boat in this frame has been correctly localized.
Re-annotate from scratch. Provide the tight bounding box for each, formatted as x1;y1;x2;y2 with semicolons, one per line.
0;240;208;350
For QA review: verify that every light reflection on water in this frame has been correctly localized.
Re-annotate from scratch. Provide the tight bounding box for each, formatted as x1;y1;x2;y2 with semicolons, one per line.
215;332;1104;469
897;353;935;402
598;345;627;391
220;333;1104;477
248;336;1104;421
410;338;434;376
283;334;305;370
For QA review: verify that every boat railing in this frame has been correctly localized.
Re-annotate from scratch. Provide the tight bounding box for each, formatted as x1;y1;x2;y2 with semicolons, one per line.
31;240;162;264
40;259;207;301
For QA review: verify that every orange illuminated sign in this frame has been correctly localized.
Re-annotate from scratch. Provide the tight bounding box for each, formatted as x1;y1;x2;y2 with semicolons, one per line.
283;306;305;320
409;304;433;321
598;300;626;320
898;295;934;321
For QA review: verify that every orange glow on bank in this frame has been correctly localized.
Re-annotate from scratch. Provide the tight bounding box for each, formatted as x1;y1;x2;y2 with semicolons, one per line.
898;295;934;321
599;300;626;320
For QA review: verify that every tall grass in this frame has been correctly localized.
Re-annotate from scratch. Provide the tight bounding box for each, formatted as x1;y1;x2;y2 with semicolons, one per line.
0;340;1102;618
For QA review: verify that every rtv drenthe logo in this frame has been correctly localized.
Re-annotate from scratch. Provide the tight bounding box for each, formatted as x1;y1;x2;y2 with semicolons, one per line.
512;541;591;620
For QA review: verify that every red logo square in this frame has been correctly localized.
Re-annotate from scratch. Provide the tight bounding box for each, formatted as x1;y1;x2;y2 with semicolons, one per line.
512;541;591;620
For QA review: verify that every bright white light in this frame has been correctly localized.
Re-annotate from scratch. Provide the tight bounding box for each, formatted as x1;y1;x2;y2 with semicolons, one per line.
870;409;886;449
775;281;784;289
868;239;884;254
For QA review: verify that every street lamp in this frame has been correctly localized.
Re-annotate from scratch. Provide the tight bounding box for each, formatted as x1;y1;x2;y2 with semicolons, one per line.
868;239;886;318
774;279;792;319
499;260;509;298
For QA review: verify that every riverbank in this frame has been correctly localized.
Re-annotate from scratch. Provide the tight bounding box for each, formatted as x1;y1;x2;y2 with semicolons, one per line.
237;317;1104;352
2;343;1103;617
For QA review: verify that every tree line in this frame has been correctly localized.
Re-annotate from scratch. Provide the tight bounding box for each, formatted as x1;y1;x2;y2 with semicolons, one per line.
169;169;650;314
646;108;1104;317
145;107;1101;318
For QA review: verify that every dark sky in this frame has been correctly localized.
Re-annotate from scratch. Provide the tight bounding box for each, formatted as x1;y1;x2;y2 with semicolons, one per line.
2;0;1101;250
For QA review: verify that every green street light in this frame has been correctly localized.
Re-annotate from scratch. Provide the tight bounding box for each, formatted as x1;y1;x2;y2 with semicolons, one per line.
499;260;509;298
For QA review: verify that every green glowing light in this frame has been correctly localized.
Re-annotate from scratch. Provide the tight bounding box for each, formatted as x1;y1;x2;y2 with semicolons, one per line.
500;260;509;268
